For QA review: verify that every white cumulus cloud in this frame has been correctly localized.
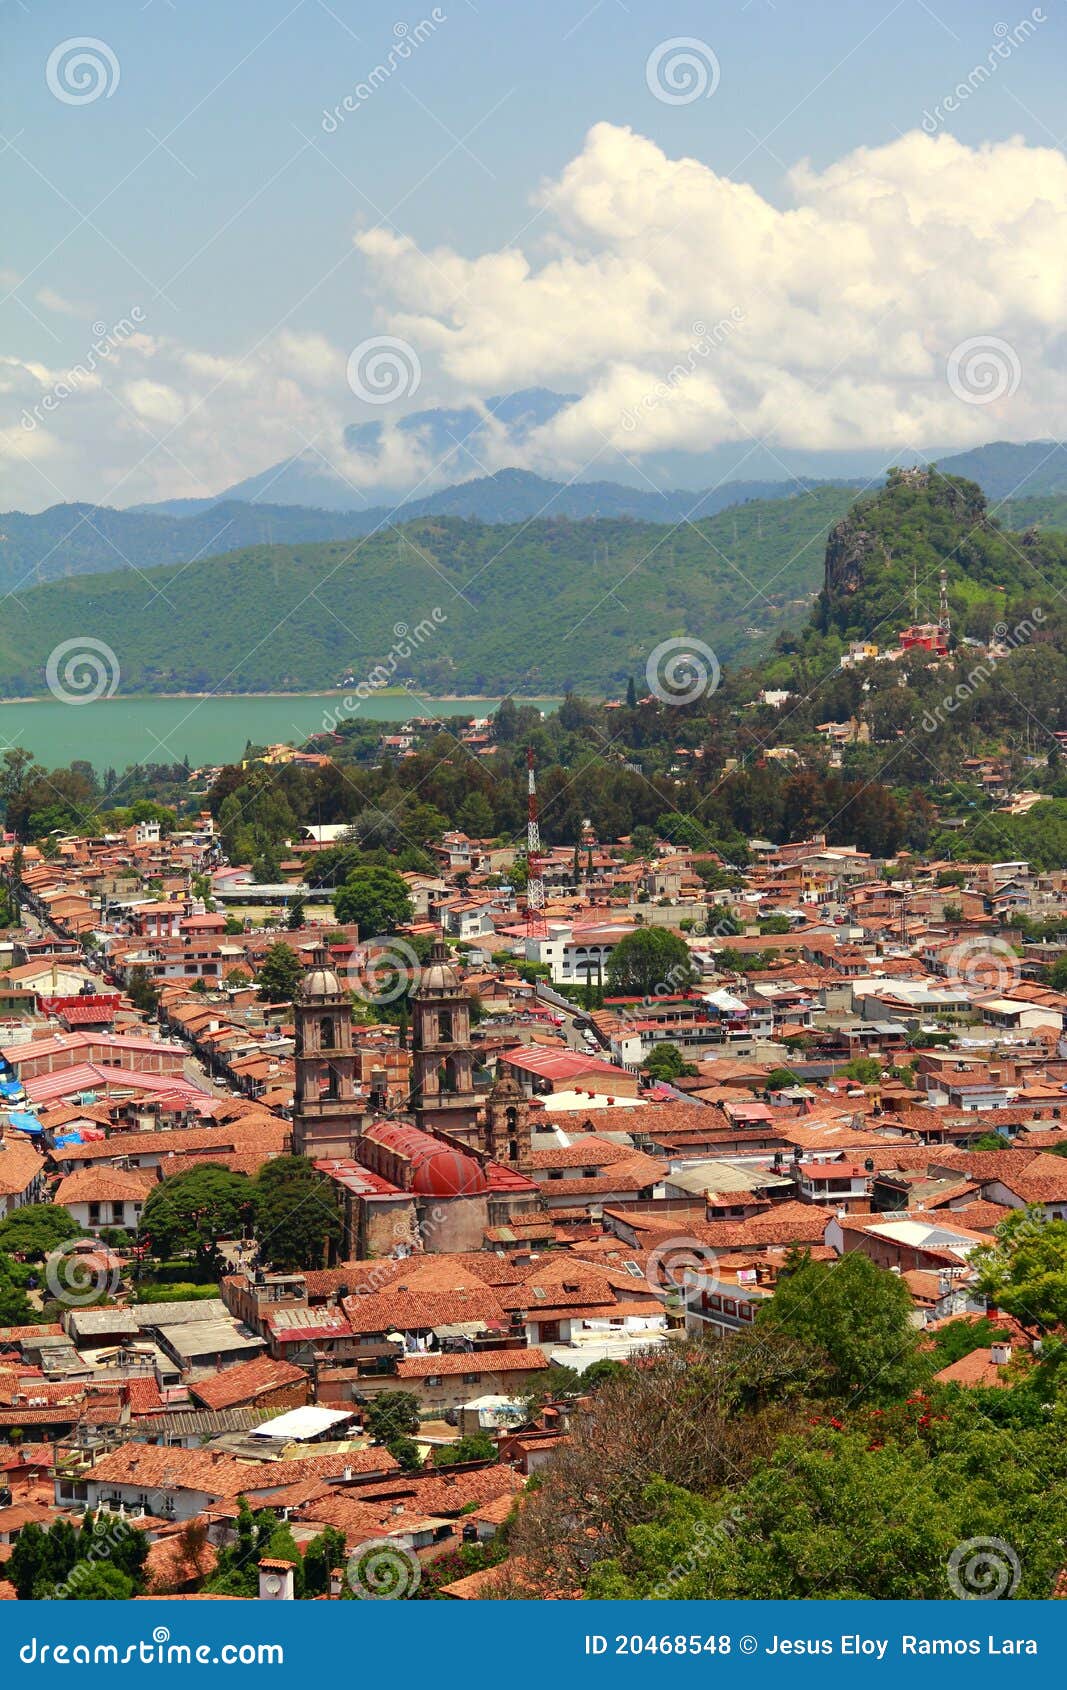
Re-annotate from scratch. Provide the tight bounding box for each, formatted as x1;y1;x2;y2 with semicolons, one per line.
354;123;1067;470
4;124;1067;509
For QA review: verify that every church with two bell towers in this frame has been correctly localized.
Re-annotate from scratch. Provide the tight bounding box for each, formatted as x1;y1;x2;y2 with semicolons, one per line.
291;938;530;1166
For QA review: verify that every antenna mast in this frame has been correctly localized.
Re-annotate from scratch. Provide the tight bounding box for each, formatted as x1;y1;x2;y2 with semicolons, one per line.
938;567;951;635
525;747;547;937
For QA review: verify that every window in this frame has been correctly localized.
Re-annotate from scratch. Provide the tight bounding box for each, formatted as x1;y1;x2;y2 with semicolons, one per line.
463;1373;480;1384
425;1374;441;1387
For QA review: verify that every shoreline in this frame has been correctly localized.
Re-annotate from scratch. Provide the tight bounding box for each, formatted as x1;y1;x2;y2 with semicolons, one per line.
0;690;563;705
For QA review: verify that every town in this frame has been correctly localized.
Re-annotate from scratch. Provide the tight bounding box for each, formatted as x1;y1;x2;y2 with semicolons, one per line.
0;711;1063;1602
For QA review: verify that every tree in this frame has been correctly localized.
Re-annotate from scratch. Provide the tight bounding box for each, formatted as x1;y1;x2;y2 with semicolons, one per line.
626;676;638;709
302;1526;347;1597
606;927;697;997
126;964;160;1016
0;1203;83;1260
204;1500;309;1598
841;1057;882;1085
929;1314;1011;1370
764;1067;801;1090
643;1042;698;1083
457;791;494;838
584;1421;1067;1599
140;1164;256;1263
756;1251;921;1402
386;1436;424;1472
971;1131;1011;1152
431;1433;496;1467
365;1391;421;1443
254;1157;341;1270
493;696;519;743
11;1510;148;1598
286;897;306;931
972;1208;1067;1330
256;941;304;1005
506;1329;826;1594
0;1258;32;1326
333;865;413;935
760;913;792;935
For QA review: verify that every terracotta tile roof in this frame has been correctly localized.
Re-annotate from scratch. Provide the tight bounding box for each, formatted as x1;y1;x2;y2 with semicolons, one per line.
933;1347;1031;1389
396;1346;548;1379
189;1356;307;1411
606;1198;830;1251
54;1166;155;1205
336;1463;524;1519
145;1531;218;1593
342;1285;508;1336
0;1139;45;1199
940;1200;1012;1232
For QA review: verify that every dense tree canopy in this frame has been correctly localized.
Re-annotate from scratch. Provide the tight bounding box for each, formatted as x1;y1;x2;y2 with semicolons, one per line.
756;1250;922;1403
256;941;304;1005
973;1209;1067;1331
0;1203;83;1259
606;928;697;997
333;865;413;935
254;1156;342;1271
140;1164;255;1262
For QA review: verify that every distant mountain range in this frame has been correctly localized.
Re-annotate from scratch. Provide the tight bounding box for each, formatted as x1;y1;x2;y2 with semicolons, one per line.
122;381;1067;520
1;438;1062;598
0;487;856;699
132;389;578;517
0;470;850;595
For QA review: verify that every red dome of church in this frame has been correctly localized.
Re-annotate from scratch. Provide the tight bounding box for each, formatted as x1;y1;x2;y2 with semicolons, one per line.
363;1121;488;1198
410;1143;488;1198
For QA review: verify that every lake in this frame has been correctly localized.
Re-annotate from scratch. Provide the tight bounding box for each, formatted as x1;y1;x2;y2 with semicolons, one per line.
0;693;560;773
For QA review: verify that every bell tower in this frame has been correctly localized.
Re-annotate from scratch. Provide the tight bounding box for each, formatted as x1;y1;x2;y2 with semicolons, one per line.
483;1073;531;1165
292;944;365;1158
411;939;481;1141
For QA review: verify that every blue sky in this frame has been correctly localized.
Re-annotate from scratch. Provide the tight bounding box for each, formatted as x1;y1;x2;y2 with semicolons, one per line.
3;0;1065;509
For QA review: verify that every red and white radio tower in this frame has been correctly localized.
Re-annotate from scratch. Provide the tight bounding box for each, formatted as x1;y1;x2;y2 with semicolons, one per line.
525;747;547;937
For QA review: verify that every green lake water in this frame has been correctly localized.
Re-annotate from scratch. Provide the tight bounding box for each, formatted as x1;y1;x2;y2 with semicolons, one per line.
0;693;559;772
